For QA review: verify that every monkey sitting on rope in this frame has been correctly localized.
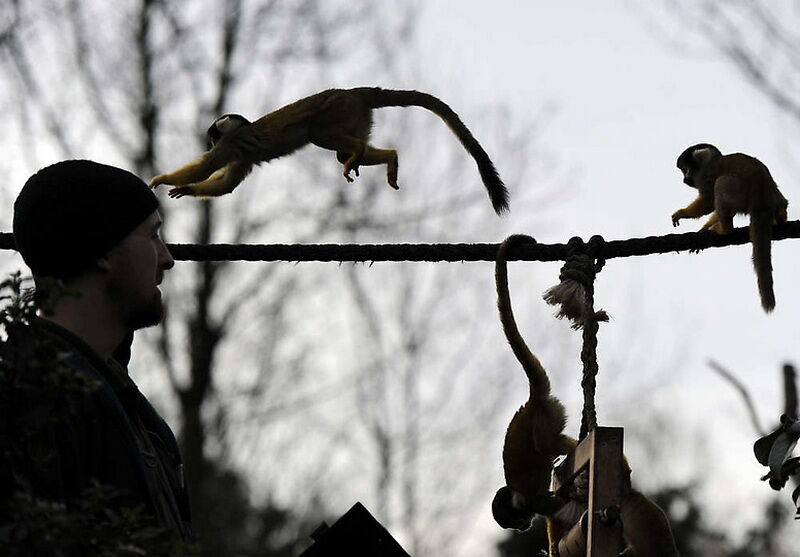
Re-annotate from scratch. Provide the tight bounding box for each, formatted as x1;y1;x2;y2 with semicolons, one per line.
492;234;678;556
672;143;788;312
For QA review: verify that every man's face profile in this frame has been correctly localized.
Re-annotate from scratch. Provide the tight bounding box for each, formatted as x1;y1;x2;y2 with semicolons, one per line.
106;211;174;331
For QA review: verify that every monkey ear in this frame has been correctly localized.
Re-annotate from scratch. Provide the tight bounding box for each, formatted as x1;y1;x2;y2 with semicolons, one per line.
692;144;721;163
215;114;246;134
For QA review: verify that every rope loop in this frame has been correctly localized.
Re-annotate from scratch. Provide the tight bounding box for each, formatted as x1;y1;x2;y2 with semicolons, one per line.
587;234;607;273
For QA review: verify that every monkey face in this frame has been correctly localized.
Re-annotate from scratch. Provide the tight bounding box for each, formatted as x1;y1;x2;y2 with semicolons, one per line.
678;164;696;188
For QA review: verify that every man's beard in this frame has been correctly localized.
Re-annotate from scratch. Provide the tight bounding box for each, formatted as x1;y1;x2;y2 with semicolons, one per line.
126;292;164;330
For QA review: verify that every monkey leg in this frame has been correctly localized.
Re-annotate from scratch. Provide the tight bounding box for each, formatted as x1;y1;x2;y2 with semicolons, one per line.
700;211;719;231
776;194;789;224
712;177;738;234
335;151;360;179
708;205;734;234
338;145;399;190
311;134;367;183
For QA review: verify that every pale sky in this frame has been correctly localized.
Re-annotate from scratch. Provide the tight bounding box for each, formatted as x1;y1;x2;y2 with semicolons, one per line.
418;0;797;548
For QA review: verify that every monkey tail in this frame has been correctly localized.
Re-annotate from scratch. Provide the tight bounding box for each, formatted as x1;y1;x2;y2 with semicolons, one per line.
496;235;552;400
750;208;775;312
360;87;509;215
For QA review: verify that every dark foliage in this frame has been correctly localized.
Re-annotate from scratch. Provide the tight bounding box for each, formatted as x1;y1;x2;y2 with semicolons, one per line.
0;273;184;556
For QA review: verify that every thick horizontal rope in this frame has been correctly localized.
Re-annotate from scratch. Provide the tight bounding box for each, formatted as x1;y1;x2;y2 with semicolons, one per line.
1;220;799;262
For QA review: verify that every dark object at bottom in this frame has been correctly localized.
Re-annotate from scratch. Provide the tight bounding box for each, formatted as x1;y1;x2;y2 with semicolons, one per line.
300;502;410;556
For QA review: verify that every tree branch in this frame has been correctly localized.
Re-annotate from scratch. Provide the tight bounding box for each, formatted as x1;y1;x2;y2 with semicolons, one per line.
709;359;765;436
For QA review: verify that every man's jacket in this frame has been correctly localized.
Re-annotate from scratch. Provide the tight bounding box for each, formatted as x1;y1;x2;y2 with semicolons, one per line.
22;319;192;539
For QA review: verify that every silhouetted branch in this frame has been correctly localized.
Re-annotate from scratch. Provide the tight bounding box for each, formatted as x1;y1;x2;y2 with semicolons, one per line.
708;359;765;436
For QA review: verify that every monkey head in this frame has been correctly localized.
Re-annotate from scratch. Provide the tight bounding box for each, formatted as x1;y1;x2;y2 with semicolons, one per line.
676;143;722;188
206;114;251;148
492;486;535;531
492;486;567;531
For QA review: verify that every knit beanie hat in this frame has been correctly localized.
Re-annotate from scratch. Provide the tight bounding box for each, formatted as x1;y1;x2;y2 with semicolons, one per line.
13;160;159;280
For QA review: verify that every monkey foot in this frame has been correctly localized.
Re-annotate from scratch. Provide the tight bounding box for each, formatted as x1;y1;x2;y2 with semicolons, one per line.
343;164;360;183
387;169;399;190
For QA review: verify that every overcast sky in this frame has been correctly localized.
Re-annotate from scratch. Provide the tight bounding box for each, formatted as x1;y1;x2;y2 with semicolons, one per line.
2;2;795;553
417;1;797;548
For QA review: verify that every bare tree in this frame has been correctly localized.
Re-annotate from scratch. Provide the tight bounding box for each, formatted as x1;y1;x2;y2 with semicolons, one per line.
0;0;416;547
0;2;576;555
640;2;800;125
312;98;572;554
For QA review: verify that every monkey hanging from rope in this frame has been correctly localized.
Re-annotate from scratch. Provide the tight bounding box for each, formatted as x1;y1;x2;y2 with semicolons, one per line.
493;234;678;556
492;234;575;536
149;87;509;215
672;143;788;312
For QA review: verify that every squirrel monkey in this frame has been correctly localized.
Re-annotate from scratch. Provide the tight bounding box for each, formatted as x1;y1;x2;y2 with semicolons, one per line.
493;235;678;556
672;143;788;312
546;465;679;557
149;87;509;215
492;234;574;534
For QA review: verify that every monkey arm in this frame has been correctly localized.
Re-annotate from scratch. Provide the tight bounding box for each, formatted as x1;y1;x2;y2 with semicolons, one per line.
150;151;223;188
671;194;714;226
168;161;252;199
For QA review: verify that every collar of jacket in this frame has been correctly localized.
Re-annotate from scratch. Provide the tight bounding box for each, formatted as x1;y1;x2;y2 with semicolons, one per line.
33;317;140;413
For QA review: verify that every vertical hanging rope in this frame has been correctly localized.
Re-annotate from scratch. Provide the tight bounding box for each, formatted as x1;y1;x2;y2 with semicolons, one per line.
579;236;606;439
543;236;607;440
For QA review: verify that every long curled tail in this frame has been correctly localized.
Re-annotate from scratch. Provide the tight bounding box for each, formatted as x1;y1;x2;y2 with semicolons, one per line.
750;209;775;312
496;234;552;400
361;87;509;215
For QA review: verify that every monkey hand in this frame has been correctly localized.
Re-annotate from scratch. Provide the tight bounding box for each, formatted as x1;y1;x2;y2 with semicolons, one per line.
149;174;173;189
671;209;686;227
168;185;196;199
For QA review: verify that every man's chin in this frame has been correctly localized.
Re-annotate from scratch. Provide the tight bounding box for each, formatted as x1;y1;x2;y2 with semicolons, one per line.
127;297;165;330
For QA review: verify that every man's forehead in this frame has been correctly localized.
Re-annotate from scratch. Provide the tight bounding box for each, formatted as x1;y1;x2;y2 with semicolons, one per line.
134;210;162;231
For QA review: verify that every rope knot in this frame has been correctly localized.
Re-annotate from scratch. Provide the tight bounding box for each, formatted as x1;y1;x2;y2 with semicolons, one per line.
558;254;598;287
543;237;609;330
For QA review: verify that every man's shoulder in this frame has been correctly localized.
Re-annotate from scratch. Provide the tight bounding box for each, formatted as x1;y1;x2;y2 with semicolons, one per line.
14;318;126;416
34;318;104;370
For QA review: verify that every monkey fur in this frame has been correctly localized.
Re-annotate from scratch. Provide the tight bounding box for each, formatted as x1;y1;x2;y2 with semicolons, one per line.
150;87;509;215
494;234;678;556
672;143;788;312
